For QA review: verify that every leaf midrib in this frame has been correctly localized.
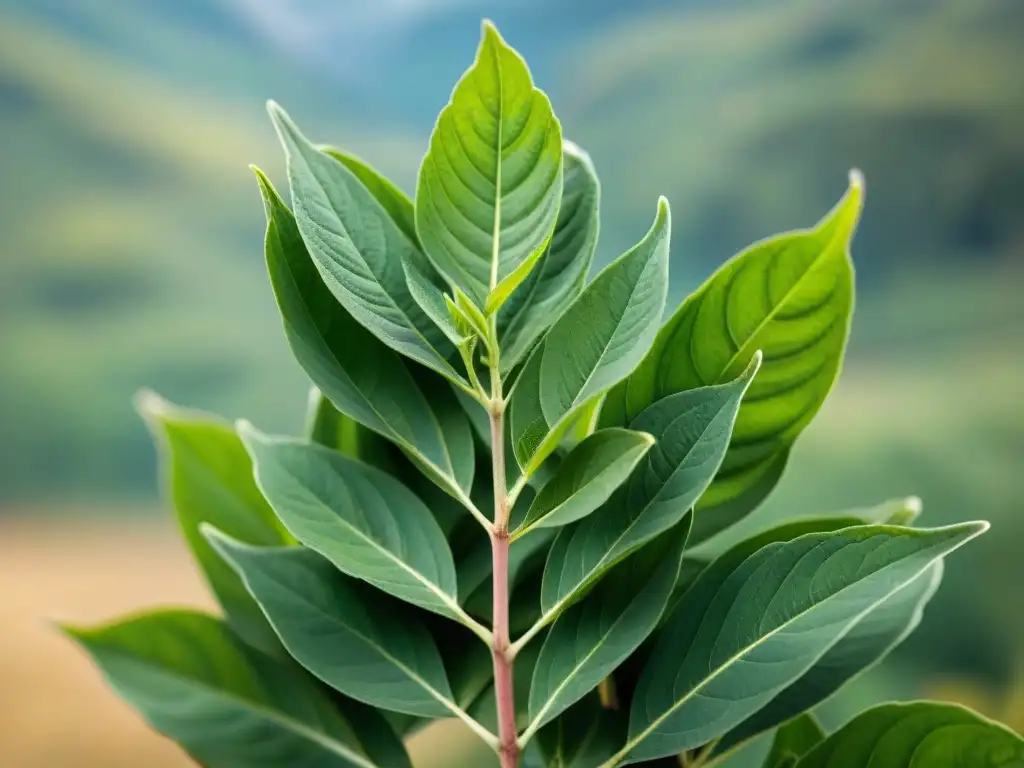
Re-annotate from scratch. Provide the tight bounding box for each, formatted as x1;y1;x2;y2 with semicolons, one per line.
712;223;850;386
101;648;380;768
263;577;465;719
557;245;658;418
288;140;455;373
489;35;504;292
275;462;463;620
544;394;730;620
274;217;464;497
612;538;951;764
524;439;648;534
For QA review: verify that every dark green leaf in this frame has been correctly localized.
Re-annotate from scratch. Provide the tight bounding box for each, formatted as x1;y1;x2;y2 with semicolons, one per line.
135;392;293;656
536;697;628;768
498;141;600;373
527;517;690;733
539;354;760;625
763;714;826;768
714;562;942;760
65;610;410;768
304;388;396;473
511;198;671;477
621;522;986;763
207;532;459;719
321;147;419;247
254;169;474;500
239;425;468;625
601;175;863;542
514;428;655;540
415;21;563;309
795;701;1024;767
267;103;463;384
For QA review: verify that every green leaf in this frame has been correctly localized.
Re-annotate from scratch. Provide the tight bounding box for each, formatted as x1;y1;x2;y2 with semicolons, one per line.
321;147;419;247
715;562;943;761
764;714;826;768
601;175;863;542
135;392;293;656
795;701;1024;767
539;354;759;624
851;495;923;527
207;532;468;722
619;521;986;763
254;168;474;500
415;20;563;310
304;387;396;472
536;697;628;768
266;103;464;384
513;428;655;540
498;141;600;373
527;518;690;733
511;197;671;477
402;254;469;347
65;610;410;768
239;424;467;624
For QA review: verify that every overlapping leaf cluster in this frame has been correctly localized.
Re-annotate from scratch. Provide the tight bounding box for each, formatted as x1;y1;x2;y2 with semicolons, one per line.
67;21;1022;768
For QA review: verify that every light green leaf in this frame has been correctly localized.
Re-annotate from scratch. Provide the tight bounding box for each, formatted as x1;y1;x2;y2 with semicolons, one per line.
527;518;689;734
255;169;474;500
415;21;563;309
239;424;467;624
539;353;760;624
65;610;410;768
267;103;463;384
851;495;923;527
619;522;986;763
511;197;670;477
321;147;419;247
514;428;655;541
135;392;293;656
207;532;468;722
795;701;1024;767
497;141;600;372
764;714;826;768
402;254;468;347
601;174;863;542
715;562;943;761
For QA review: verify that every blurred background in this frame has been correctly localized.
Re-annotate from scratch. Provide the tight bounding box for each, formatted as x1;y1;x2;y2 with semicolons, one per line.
1;0;1021;765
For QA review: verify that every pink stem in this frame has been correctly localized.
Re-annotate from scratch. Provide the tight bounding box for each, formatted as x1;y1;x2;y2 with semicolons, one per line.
489;404;518;766
492;530;517;767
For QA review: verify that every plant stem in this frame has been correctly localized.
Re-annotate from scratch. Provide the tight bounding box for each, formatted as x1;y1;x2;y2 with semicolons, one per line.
488;327;518;767
490;404;518;767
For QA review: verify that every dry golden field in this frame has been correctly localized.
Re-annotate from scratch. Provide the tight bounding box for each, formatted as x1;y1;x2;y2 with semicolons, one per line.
0;515;489;768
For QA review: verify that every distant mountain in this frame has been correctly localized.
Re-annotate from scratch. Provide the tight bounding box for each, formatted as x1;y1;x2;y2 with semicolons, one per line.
0;0;1020;501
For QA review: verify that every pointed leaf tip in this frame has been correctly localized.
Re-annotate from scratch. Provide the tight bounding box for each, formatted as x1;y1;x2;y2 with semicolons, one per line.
481;18;500;39
848;167;865;190
234;419;262;446
132;388;168;420
655;196;671;226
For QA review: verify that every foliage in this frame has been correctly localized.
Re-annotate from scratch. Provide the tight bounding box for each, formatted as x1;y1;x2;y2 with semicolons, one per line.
66;21;1022;768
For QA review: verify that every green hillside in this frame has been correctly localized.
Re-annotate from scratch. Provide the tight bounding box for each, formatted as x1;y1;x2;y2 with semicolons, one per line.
1;0;1020;515
558;0;1024;277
